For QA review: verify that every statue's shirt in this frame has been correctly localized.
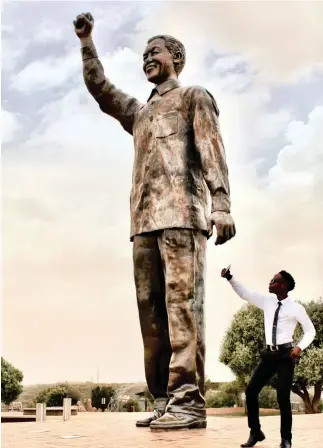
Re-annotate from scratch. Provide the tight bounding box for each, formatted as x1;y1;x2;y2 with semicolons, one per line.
82;49;231;240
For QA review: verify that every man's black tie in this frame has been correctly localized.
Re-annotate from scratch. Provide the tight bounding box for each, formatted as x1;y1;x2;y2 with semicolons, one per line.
272;301;282;346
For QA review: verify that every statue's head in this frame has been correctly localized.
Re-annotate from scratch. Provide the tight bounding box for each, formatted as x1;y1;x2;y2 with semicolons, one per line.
143;35;186;84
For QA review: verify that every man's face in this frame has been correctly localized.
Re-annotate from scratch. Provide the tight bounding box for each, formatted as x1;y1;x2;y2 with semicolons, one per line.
143;38;176;84
269;273;287;295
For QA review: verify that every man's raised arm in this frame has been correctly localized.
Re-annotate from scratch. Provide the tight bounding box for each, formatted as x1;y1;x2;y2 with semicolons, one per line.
74;12;143;135
221;267;265;310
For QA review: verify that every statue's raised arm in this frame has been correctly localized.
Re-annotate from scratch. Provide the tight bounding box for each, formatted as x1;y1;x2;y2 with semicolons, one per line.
73;12;143;135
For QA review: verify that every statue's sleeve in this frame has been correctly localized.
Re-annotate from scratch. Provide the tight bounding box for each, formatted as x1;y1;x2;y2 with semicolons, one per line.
190;87;231;214
81;44;144;135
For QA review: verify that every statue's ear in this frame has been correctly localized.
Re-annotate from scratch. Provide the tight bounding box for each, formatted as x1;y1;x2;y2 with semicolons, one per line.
173;51;183;63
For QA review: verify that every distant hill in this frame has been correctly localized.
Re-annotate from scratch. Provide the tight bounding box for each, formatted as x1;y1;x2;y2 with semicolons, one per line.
19;382;147;407
19;380;232;407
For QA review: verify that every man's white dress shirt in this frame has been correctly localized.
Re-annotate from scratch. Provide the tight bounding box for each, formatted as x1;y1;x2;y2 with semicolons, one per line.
229;277;316;350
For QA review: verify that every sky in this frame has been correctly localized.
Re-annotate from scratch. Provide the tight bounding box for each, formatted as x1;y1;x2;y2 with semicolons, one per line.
2;1;323;386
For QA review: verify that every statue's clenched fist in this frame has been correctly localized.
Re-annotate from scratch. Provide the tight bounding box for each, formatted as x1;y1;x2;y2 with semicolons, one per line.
73;12;94;39
207;211;236;245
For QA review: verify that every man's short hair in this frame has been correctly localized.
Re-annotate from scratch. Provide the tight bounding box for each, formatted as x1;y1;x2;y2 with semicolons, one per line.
147;34;186;76
279;270;296;291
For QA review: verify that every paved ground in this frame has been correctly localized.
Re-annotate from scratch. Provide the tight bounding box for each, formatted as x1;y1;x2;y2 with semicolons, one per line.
2;412;322;447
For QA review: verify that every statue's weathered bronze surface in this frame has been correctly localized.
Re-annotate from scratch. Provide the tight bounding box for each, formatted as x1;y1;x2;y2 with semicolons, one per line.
74;12;236;430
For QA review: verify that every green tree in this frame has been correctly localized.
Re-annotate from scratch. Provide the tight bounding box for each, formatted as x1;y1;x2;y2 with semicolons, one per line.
36;383;81;406
205;390;235;408
292;299;323;413
1;358;24;405
220;305;266;387
205;377;222;392
36;388;50;404
122;398;140;412
91;386;115;411
258;386;279;409
220;379;244;406
220;299;323;414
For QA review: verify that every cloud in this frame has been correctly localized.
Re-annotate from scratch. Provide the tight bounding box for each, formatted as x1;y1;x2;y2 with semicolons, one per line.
221;104;323;298
1;24;14;32
1;110;21;143
270;106;323;187
10;50;81;94
34;19;65;44
264;106;323;271
137;1;323;83
1;35;28;72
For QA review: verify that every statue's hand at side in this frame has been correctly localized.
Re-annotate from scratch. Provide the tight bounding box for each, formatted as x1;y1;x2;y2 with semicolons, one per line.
73;12;94;39
207;211;236;245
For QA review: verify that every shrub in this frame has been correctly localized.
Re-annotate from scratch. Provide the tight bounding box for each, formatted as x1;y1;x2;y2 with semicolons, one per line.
205;390;235;408
91;386;115;411
36;383;81;406
1;358;24;405
258;386;279;409
219;380;244;406
121;398;140;412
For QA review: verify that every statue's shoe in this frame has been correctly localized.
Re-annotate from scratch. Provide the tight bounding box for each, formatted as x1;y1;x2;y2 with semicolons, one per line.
136;408;164;427
150;412;207;430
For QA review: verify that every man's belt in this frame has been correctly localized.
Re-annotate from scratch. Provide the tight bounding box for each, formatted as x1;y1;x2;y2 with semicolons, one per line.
266;342;293;351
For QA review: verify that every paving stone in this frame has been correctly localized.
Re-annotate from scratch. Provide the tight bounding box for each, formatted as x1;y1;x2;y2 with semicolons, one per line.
2;412;322;447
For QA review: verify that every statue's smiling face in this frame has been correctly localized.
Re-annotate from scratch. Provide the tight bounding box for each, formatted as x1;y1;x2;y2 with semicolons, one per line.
142;38;175;84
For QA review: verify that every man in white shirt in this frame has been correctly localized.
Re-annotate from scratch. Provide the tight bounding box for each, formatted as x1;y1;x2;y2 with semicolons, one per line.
221;267;316;448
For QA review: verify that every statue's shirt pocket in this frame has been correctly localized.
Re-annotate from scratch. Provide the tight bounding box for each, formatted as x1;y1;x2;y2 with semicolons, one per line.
155;112;178;138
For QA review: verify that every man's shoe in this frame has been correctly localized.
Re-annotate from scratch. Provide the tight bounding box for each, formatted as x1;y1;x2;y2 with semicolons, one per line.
150;412;207;430
280;439;292;448
136;408;164;427
240;430;266;447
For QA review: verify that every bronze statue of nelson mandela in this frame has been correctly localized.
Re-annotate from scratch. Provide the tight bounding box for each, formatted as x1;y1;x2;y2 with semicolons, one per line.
74;12;236;430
